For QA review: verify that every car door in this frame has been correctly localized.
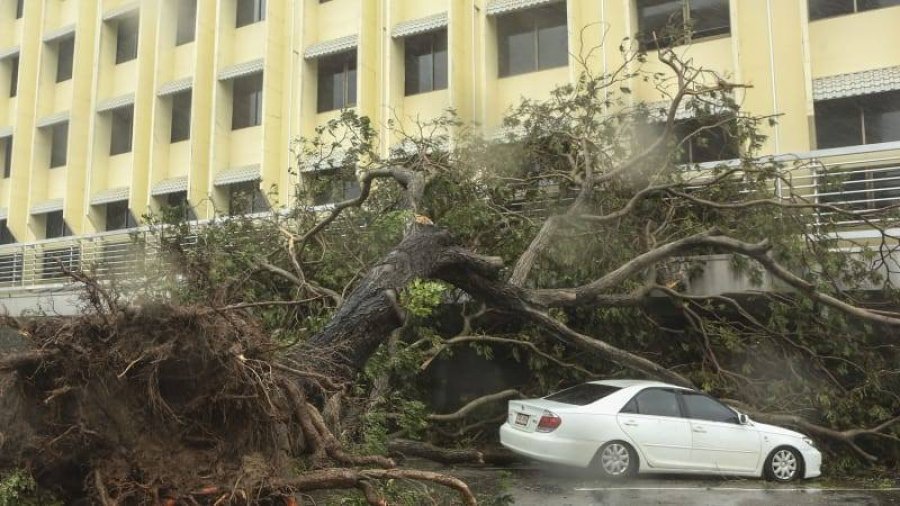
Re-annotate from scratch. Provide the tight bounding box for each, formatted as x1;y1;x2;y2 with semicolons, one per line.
616;388;695;470
680;391;761;473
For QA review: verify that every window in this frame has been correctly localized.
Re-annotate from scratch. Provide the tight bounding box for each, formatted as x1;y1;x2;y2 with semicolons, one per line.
49;122;68;168
317;52;357;113
176;0;197;45
105;201;136;231
110;105;134;155
158;191;196;221
115;15;139;64
0;220;14;245
619;388;682;417
404;30;448;96
673;116;739;164
15;0;22;19
170;90;192;142
544;384;621;406
809;0;900;20
497;3;568;77
310;169;361;206
680;392;739;423
636;0;730;50
236;0;266;27
9;55;18;97
232;73;263;129
1;137;11;178
815;91;900;149
228;181;268;215
44;211;70;239
56;36;75;83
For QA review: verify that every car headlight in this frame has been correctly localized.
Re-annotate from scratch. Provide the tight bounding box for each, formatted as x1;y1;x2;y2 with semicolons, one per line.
802;437;816;448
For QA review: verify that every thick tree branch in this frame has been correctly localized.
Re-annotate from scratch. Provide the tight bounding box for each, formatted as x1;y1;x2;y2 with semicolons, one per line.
427;389;521;423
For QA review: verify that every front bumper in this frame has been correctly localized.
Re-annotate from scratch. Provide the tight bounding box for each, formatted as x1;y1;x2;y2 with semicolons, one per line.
801;447;822;479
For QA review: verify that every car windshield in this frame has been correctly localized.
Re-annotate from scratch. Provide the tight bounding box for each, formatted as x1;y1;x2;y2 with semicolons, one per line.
544;384;621;405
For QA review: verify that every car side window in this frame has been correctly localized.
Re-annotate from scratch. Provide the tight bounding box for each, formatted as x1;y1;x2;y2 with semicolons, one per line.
681;392;739;424
621;388;682;418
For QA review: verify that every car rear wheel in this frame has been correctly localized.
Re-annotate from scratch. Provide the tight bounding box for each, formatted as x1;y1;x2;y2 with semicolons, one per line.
594;441;637;479
764;447;803;482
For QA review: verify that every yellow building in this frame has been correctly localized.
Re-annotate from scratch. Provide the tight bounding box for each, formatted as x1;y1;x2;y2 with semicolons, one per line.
0;0;899;286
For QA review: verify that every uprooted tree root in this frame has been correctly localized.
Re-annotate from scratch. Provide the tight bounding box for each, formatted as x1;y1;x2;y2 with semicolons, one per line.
0;300;476;505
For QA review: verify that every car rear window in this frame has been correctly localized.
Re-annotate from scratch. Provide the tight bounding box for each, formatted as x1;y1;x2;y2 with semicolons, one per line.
545;384;621;405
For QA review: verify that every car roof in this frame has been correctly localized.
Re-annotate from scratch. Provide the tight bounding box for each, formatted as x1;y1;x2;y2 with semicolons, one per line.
587;379;692;390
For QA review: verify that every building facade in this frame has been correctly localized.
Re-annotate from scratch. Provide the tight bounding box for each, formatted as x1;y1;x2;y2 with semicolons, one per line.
0;0;898;291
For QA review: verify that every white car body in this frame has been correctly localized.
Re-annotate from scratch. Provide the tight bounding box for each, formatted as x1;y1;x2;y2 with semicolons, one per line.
499;380;822;480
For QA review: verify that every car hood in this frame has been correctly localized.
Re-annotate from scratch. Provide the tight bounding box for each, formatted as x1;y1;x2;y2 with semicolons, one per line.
752;421;806;439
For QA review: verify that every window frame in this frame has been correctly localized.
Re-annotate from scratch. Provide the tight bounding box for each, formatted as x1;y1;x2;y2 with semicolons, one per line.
497;3;569;78
56;36;75;83
678;390;740;424
44;211;70;239
115;14;140;65
814;90;900;150
170;90;192;142
1;137;11;179
227;181;269;215
175;0;197;46
308;167;362;206
109;105;135;156
231;73;264;130
636;0;731;50
104;200;136;231
403;29;448;96
235;0;267;28
808;0;900;21
316;51;358;113
619;387;685;418
49;121;69;169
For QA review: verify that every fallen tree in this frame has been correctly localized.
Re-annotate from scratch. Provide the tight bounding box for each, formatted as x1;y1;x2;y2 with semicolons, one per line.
2;38;899;504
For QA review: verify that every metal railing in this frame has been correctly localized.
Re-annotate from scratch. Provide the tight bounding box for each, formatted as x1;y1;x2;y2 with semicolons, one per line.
0;143;898;294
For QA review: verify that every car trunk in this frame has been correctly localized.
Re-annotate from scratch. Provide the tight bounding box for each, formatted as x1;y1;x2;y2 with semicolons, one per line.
506;398;572;433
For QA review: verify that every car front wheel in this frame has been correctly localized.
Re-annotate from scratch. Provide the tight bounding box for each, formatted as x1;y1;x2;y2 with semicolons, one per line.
765;447;803;482
594;441;637;479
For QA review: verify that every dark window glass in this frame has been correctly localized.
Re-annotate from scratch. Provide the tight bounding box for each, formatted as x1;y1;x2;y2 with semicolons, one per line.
625;388;682;417
317;52;357;113
236;0;266;27
808;0;855;19
864;92;900;145
115;15;139;64
159;191;196;221
310;168;362;206
232;73;263;129
404;30;448;96
689;0;730;38
498;4;568;77
228;181;268;215
544;384;621;406
110;105;134;155
819;166;900;211
637;0;730;49
49;122;68;168
15;0;23;19
681;392;738;423
44;211;70;239
0;220;14;245
56;36;75;83
674;117;740;164
9;55;18;97
2;137;11;178
815;91;900;149
176;0;197;45
170;90;192;142
809;0;900;20
105;201;136;231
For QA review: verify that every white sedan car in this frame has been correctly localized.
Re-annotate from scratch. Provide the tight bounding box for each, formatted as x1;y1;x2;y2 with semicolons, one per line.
500;380;821;481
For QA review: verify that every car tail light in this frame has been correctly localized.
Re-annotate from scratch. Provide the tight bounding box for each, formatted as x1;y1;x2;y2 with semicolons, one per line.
536;410;561;433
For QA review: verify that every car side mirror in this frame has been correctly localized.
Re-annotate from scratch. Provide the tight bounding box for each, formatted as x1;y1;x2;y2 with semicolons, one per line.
738;413;750;425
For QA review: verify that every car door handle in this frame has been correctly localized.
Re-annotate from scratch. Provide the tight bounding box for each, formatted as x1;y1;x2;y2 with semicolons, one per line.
693;427;706;433
623;420;638;427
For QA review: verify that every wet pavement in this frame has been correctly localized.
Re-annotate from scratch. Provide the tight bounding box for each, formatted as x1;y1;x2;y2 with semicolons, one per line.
454;464;900;505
